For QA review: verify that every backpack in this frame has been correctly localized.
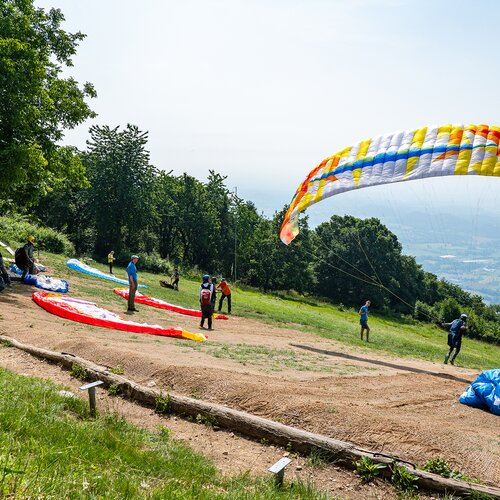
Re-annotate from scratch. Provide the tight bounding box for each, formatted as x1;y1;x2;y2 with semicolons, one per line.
449;319;464;335
15;247;27;268
200;287;212;305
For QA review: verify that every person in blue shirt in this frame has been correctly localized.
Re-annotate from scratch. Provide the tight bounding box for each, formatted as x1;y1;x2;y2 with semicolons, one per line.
126;255;139;312
358;300;371;342
443;314;467;365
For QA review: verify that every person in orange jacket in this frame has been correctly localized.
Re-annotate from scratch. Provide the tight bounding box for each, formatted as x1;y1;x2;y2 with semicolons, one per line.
217;277;232;314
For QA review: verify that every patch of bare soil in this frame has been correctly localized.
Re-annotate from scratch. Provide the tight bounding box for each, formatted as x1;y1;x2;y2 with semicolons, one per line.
1;276;498;497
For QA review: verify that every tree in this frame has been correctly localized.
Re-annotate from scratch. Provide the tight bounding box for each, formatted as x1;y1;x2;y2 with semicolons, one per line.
0;0;96;206
84;125;157;257
313;216;409;309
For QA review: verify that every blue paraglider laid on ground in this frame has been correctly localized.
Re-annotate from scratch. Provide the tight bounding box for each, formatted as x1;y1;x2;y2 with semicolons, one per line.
11;264;69;293
66;259;147;288
459;369;500;416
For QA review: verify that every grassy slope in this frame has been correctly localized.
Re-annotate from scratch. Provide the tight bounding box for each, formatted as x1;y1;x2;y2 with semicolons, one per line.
44;252;500;371
0;366;328;499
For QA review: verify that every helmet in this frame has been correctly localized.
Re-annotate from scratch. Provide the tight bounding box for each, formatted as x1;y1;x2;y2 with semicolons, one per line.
460;314;468;321
27;235;36;245
211;276;218;283
202;274;210;283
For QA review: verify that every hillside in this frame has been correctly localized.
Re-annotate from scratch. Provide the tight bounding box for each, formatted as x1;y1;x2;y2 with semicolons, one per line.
1;250;499;497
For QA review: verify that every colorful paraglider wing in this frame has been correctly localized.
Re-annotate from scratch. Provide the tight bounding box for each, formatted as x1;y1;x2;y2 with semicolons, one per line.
66;259;147;288
281;124;500;244
113;288;229;319
32;292;206;341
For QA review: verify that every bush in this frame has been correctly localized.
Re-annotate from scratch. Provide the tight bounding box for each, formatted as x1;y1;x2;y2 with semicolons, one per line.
414;300;437;322
132;252;171;275
32;226;74;255
437;297;462;323
0;214;74;256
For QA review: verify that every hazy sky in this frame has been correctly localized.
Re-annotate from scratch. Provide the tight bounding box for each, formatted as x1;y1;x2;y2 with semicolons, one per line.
36;0;500;218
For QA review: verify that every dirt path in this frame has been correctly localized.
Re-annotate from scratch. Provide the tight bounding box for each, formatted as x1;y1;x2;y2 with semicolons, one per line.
1;276;498;493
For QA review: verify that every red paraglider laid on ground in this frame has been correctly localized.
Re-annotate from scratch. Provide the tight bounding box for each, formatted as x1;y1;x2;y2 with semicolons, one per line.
32;292;206;341
113;288;229;319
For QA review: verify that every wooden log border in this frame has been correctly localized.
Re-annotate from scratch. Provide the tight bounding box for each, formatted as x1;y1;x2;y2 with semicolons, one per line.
1;335;498;499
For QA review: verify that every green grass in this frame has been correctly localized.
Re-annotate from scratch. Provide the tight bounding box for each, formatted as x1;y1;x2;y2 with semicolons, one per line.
176;341;369;374
40;252;500;370
0;366;331;499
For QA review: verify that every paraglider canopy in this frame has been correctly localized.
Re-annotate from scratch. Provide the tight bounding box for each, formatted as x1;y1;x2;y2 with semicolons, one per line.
281;123;500;245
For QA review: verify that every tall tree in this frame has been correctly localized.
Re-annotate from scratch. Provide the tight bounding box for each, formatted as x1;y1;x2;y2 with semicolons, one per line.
84;125;157;257
0;0;96;206
313;216;410;309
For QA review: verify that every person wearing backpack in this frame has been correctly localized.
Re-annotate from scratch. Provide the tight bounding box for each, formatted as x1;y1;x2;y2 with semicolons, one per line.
15;236;36;281
199;274;215;330
442;314;468;365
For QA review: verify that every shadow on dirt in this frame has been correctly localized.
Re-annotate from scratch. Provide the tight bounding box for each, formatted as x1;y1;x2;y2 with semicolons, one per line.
291;343;473;384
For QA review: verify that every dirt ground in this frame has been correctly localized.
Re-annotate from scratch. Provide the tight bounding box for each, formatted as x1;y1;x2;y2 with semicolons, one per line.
0;274;499;498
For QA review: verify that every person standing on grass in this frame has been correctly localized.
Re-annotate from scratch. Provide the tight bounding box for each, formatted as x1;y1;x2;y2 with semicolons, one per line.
108;250;115;274
217;277;232;314
443;314;467;365
358;300;371;342
171;268;180;290
199;274;215;330
126;255;139;312
210;276;218;310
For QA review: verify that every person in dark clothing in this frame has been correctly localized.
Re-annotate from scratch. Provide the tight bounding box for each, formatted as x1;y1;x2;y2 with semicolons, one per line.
15;236;36;281
199;275;215;330
171;268;180;290
126;255;140;312
0;252;12;292
210;276;218;310
443;314;468;365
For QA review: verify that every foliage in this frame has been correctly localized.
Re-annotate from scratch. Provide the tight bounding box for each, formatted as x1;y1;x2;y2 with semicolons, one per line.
0;214;74;255
467;492;494;500
355;456;387;482
414;300;437;322
422;458;476;482
307;448;333;468
135;252;171;275
107;383;120;396
69;363;87;381
437;297;462;323
154;393;171;414
391;465;419;493
0;0;96;207
195;413;218;427
84;124;158;257
108;366;124;375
